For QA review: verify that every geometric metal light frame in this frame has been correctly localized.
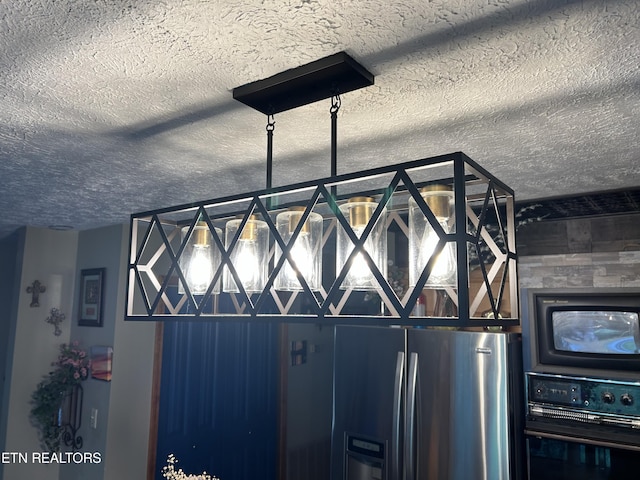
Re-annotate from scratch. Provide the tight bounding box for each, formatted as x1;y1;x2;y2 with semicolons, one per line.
125;151;518;327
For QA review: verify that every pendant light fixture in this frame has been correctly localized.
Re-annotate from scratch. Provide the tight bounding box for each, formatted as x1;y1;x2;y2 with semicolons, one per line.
125;52;519;328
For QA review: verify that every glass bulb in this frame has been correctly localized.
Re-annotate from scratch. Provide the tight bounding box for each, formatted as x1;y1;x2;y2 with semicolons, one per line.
418;218;457;287
179;223;221;295
276;233;313;288
344;226;377;286
408;186;457;288
336;197;387;291
233;239;262;290
275;208;323;291
186;245;215;294
223;217;269;294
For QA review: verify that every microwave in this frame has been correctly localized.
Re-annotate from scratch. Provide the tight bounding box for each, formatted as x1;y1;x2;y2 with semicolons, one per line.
522;288;640;382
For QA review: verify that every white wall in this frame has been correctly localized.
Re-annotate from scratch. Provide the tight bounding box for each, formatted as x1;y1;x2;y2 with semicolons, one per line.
103;225;156;480
56;224;156;480
2;227;78;480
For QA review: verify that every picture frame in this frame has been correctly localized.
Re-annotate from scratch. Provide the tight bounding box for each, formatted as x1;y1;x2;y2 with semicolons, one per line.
78;268;105;327
90;345;113;381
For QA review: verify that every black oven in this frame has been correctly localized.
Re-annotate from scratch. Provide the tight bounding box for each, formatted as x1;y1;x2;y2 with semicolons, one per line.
522;288;640;479
526;433;640;480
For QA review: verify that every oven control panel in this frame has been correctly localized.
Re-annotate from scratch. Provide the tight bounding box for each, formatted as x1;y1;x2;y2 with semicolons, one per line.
526;372;640;429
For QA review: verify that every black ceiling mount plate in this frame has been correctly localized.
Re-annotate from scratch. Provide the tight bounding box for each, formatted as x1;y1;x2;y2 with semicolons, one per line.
232;51;374;115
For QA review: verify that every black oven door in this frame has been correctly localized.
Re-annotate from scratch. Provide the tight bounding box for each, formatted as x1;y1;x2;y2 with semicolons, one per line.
526;433;640;480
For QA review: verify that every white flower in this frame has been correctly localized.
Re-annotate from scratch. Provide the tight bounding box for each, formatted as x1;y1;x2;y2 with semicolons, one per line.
162;455;220;480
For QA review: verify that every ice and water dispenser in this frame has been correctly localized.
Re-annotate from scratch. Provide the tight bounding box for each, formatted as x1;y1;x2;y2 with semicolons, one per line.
344;434;386;480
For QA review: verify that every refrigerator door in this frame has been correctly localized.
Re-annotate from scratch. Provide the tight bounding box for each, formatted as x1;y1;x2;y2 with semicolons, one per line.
331;325;406;480
407;330;522;480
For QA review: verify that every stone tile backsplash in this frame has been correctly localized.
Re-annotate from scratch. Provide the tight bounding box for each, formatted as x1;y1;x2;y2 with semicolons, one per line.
519;251;640;289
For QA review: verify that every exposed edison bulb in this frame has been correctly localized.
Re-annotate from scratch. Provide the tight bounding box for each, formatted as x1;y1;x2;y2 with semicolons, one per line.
179;223;221;295
275;208;323;291
278;235;313;286
345;226;378;285
336;197;387;291
233;239;263;289
418;218;457;286
409;185;457;287
223;216;269;294
186;245;215;293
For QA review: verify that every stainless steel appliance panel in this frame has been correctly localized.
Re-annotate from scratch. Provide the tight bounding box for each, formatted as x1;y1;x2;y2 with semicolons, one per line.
407;329;523;480
332;327;523;480
331;325;406;480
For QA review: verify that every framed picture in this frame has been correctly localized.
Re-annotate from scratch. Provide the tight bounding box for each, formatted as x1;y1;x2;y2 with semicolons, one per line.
90;345;113;381
78;268;105;327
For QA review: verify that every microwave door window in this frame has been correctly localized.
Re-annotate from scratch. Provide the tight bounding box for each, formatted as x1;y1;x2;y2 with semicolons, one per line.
552;311;640;354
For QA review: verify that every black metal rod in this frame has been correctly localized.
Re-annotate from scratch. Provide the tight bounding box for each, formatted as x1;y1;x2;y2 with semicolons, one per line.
266;131;273;190
331;110;337;178
266;114;275;209
453;156;471;320
330;95;340;198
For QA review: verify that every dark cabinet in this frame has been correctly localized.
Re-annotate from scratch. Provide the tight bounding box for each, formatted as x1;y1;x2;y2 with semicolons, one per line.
155;320;279;480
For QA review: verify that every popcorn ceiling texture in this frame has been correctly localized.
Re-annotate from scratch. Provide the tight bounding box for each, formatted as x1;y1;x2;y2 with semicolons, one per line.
0;0;638;237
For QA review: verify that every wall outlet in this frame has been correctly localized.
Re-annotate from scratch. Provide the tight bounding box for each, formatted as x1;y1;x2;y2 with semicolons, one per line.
90;408;98;429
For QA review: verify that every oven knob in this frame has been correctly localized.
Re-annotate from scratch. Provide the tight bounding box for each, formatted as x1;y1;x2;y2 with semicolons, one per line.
535;385;546;397
602;392;615;404
621;394;634;406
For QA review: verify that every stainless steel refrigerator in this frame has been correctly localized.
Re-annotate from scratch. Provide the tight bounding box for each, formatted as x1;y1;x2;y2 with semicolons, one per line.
330;325;524;480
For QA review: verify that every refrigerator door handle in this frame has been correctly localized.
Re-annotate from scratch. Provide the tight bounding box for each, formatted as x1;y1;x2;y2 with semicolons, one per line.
405;352;419;480
392;351;405;480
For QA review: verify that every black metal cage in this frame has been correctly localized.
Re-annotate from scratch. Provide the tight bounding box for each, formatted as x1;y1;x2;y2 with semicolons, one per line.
125;152;518;327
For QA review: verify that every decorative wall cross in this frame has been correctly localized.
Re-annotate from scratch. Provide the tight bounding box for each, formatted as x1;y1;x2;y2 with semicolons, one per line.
26;280;46;307
45;307;65;336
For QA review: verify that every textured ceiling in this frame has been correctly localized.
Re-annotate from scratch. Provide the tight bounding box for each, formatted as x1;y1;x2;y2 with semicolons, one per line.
1;0;639;239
